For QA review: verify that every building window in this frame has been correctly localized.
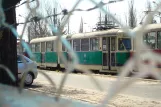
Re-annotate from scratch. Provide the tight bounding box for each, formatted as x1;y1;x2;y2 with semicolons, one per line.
46;41;53;52
81;38;89;51
73;39;80;51
41;42;45;52
90;38;99;51
144;32;156;49
157;31;161;49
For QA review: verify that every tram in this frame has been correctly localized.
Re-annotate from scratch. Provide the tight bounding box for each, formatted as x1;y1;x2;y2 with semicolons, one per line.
131;23;161;69
30;28;133;73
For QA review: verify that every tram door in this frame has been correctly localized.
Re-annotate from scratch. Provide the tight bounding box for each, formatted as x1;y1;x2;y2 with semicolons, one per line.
102;37;116;71
110;37;116;71
41;42;46;67
102;37;111;70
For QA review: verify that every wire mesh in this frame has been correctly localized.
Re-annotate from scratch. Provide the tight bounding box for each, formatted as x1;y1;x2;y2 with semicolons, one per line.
0;0;161;107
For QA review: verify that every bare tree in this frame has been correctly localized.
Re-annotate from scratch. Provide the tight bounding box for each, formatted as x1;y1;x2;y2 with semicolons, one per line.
27;0;63;41
44;2;61;36
27;13;51;42
128;0;137;28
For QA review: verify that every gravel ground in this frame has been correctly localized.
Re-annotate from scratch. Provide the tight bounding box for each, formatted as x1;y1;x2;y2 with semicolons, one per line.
38;69;161;84
26;82;161;107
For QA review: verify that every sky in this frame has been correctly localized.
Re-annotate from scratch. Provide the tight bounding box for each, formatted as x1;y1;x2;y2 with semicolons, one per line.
15;0;160;41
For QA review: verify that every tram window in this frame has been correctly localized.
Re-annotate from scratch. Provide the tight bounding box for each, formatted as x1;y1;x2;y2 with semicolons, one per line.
41;42;45;52
118;38;131;50
111;37;115;51
118;39;124;50
73;39;80;51
102;37;107;51
46;41;53;52
35;43;40;52
90;38;99;51
143;34;147;43
31;44;35;52
157;31;161;49
144;32;156;49
81;38;89;51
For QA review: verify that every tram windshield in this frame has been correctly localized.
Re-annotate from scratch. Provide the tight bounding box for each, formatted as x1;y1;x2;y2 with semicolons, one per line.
143;32;156;49
118;38;131;51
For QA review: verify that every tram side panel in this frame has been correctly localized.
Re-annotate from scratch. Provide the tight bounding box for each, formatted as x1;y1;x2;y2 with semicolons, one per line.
60;38;102;71
59;33;132;73
116;52;131;66
30;43;42;67
45;51;58;68
60;51;103;71
34;52;42;67
59;52;69;68
42;40;60;68
75;51;102;71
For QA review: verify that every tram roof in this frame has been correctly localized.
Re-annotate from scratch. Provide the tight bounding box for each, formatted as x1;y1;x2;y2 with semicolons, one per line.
30;28;133;43
66;29;121;39
145;23;161;31
30;35;67;43
133;23;161;32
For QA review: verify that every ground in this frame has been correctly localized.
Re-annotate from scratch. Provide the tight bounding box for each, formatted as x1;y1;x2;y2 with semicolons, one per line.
26;70;161;107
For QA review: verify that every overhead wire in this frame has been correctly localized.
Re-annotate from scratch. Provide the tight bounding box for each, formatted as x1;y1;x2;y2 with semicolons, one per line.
16;1;119;25
4;0;35;11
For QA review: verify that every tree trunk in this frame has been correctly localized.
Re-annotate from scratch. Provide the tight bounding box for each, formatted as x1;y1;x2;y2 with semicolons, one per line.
0;7;18;86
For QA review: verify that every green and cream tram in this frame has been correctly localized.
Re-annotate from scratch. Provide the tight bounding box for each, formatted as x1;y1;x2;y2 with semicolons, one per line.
30;28;133;73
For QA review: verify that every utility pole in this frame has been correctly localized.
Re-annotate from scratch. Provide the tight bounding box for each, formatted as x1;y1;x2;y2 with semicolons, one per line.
53;8;57;27
28;26;31;42
79;17;83;33
0;0;20;86
53;8;58;36
159;12;161;23
35;21;37;38
99;11;102;28
68;19;70;34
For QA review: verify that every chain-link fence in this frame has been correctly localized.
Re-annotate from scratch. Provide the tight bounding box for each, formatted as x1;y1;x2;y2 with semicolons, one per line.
1;0;161;107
